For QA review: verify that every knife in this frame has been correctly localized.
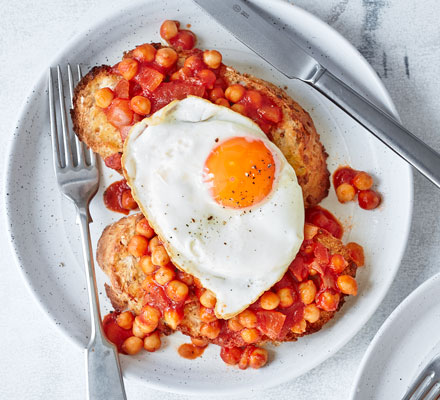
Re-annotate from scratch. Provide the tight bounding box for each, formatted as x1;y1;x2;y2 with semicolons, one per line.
193;0;440;188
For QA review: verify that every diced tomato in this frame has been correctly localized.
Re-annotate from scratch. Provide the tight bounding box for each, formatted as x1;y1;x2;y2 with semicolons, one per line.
314;242;330;265
256;310;286;340
114;79;130;99
305;206;343;239
320;268;338;292
277;302;304;339
135;66;164;93
347;242;365;267
289;256;309;282
170;30;196;50
102;313;133;353
106;99;133;128
333;167;357;189
104;153;122;170
143;281;171;311
151;81;205;112
119;125;132;142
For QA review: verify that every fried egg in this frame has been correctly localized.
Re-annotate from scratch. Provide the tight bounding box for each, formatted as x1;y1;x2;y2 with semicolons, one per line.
123;96;304;319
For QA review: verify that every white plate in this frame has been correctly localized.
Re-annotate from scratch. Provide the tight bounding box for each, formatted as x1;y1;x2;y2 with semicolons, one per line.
4;0;413;395
350;272;440;399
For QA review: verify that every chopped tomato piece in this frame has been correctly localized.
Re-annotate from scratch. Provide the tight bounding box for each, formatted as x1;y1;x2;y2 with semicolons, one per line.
104;153;122;170
347;242;365;267
143;281;171;311
106;99;133;128
114;79;130;99
277;302;304;339
256;310;286;340
314;242;330;265
151;81;205;112
289;256;309;282
135;66;164;93
170;30;196;50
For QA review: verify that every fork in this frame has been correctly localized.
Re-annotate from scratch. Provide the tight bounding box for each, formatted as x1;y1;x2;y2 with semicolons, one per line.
402;355;440;400
49;65;127;400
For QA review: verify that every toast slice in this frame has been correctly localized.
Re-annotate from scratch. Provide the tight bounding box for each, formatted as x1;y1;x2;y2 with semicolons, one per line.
97;213;358;348
72;44;329;207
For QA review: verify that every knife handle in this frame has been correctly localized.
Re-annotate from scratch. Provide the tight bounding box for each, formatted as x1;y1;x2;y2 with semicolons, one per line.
312;70;440;188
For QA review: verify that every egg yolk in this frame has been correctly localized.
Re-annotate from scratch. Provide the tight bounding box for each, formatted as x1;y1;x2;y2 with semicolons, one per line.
203;136;276;208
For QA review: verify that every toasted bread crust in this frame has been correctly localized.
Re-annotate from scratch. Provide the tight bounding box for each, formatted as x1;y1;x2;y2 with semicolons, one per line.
72;45;329;207
97;213;358;347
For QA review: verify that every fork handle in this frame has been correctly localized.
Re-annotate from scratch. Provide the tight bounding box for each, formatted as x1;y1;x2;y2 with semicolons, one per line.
77;207;127;400
312;70;440;188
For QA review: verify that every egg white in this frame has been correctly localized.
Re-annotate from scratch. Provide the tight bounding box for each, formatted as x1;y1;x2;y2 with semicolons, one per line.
123;96;304;319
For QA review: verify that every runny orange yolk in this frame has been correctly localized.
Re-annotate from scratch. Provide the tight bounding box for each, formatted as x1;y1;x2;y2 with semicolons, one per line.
203;136;276;208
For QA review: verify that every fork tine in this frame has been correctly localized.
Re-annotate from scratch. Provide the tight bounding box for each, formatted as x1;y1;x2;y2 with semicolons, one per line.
68;64;84;166
408;371;435;400
424;382;440;400
48;68;62;169
57;65;73;167
76;64;92;166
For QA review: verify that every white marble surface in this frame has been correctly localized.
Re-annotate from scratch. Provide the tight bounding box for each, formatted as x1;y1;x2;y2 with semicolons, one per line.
1;0;439;399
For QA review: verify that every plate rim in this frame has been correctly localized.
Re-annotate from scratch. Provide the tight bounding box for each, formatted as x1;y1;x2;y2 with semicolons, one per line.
349;272;440;399
4;0;414;394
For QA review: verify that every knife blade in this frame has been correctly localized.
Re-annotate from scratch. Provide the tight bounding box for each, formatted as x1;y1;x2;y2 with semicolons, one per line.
192;0;324;82
193;0;440;189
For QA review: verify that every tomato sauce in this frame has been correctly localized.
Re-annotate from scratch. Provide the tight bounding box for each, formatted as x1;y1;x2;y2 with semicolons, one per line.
306;206;343;239
102;312;133;353
103;179;134;215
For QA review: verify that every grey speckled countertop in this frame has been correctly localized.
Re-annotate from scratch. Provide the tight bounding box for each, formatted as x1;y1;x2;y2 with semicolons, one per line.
0;1;439;399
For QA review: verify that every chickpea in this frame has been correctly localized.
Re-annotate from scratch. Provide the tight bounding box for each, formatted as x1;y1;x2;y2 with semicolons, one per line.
358;190;381;210
197;69;216;89
155;48;178;68
143;331;161;352
121;190;138;210
166;280;189;302
291;319;307;334
353;171;373;190
316;290;340;312
303;304;321;323
130;96;151;116
116;311;134;330
132;43;156;62
249;347;268;369
241;328;261;344
183;55;204;71
191;337;209;348
260;291;280;310
277;288;295;308
203;50;222;69
299;280;317;305
337;275;358;296
220;346;243;365
199;306;217;323
336;183;356;203
135;218;154;238
238;310;257;329
170;66;192;81
164;309;182;330
178;343;204;359
231;103;246;115
154;266;175;285
117;58;139;81
160;20;179;40
227;317;243;332
215;98;230;107
132;318;148;338
149;235;161;251
200;321;221;339
245;90;262;107
137;305;161;333
127;235;149;258
94;87;114;108
199;289;217;308
151;245;170;266
139;255;156;275
329;254;348;274
209;87;225;102
225;84;246;103
121;336;143;355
